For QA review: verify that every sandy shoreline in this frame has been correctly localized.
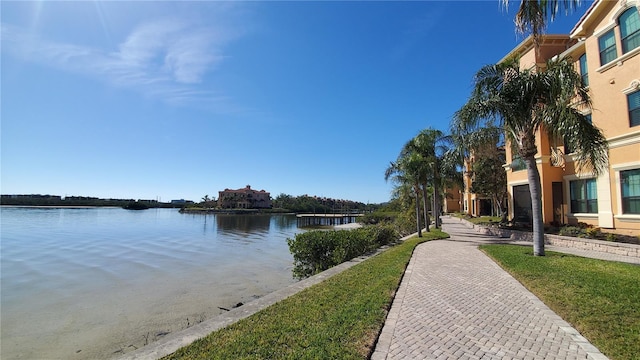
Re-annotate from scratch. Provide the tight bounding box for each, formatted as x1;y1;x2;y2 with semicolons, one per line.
107;223;362;358
3;268;297;360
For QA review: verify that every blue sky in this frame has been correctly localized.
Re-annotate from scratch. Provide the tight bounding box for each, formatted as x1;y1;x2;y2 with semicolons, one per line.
1;1;590;204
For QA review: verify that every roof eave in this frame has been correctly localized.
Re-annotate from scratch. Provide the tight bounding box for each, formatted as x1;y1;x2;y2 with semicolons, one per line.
570;0;602;38
498;34;572;63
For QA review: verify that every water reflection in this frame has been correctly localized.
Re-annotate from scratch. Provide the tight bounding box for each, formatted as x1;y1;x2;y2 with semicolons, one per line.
272;214;297;229
216;214;271;233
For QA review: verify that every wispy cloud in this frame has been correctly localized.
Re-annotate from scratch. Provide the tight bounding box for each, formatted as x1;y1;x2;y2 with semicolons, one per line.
2;18;239;109
390;5;444;62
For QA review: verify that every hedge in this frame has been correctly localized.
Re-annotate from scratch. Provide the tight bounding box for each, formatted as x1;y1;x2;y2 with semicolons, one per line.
287;225;399;279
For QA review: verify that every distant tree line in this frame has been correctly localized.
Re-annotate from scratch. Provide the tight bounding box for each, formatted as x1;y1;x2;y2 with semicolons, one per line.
272;194;378;214
1;194;183;208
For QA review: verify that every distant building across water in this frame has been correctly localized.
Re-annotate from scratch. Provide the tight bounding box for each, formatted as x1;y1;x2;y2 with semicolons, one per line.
218;185;272;209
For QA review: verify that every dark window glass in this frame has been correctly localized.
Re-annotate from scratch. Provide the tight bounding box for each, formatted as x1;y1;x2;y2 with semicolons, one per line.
511;154;526;171
619;7;640;53
629;91;640;127
579;53;589;86
599;29;617;65
570;178;598;214
621;169;640;214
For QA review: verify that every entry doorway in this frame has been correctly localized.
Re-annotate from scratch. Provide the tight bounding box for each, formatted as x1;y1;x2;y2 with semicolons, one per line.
513;185;532;224
479;199;493;216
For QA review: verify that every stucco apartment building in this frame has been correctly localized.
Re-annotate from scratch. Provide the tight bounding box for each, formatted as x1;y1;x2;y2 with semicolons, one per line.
443;184;462;214
217;185;272;209
501;0;639;235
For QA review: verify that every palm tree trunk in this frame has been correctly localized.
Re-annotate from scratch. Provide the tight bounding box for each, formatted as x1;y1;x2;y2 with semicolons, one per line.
422;184;430;232
434;191;441;228
433;171;441;228
432;193;436;228
415;189;422;237
525;156;545;256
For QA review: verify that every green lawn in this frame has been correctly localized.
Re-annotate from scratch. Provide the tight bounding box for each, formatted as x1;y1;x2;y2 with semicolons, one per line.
163;229;448;360
481;244;640;360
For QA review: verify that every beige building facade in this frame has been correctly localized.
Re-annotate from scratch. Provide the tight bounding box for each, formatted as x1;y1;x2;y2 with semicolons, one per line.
502;0;640;235
443;184;462;214
217;185;272;209
461;155;499;217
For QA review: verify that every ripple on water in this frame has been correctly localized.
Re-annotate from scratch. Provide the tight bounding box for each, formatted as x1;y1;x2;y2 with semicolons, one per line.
1;208;299;360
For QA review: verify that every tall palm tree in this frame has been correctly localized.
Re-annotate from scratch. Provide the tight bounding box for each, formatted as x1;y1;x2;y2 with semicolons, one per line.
385;156;424;237
454;56;608;256
406;128;454;229
388;129;457;234
403;137;430;232
502;0;584;46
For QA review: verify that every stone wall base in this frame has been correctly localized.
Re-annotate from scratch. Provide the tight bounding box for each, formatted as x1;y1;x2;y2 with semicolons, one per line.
450;217;640;259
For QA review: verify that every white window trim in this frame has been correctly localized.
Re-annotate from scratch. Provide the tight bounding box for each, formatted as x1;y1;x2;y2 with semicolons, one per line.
613;162;640;220
564;173;598;218
612;2;640;21
609;129;640;149
596;46;640;72
567;213;599;220
564;172;595;181
623;79;640;94
615;214;640;222
596;4;640;73
508;180;530;187
593;22;617;39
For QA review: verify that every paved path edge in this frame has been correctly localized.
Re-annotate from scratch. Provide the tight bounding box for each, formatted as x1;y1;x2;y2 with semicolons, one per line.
370;240;422;360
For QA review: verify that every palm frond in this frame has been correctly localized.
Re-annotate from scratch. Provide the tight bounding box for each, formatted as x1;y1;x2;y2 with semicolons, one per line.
503;0;584;45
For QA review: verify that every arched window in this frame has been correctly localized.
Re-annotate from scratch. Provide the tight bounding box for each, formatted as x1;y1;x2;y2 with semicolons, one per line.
619;7;640;54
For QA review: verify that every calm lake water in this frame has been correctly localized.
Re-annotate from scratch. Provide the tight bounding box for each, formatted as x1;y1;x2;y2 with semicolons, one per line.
0;207;302;359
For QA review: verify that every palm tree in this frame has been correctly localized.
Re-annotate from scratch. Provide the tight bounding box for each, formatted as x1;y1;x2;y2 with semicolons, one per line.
385;156;424;237
387;129;458;234
406;128;454;229
402;139;430;232
454;56;608;256
502;0;584;46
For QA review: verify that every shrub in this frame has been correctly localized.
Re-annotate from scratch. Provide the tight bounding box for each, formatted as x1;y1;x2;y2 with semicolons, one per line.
576;222;592;229
287;225;400;279
394;211;418;237
358;211;397;225
606;233;617;242
584;227;601;239
559;226;584;237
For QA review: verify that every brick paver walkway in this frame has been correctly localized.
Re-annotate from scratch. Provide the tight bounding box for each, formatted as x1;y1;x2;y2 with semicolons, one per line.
371;217;609;360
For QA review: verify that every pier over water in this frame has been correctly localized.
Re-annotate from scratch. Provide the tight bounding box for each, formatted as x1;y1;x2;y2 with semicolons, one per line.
296;213;363;227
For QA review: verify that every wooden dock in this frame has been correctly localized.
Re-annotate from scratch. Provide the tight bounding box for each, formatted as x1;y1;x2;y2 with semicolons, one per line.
296;213;363;227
